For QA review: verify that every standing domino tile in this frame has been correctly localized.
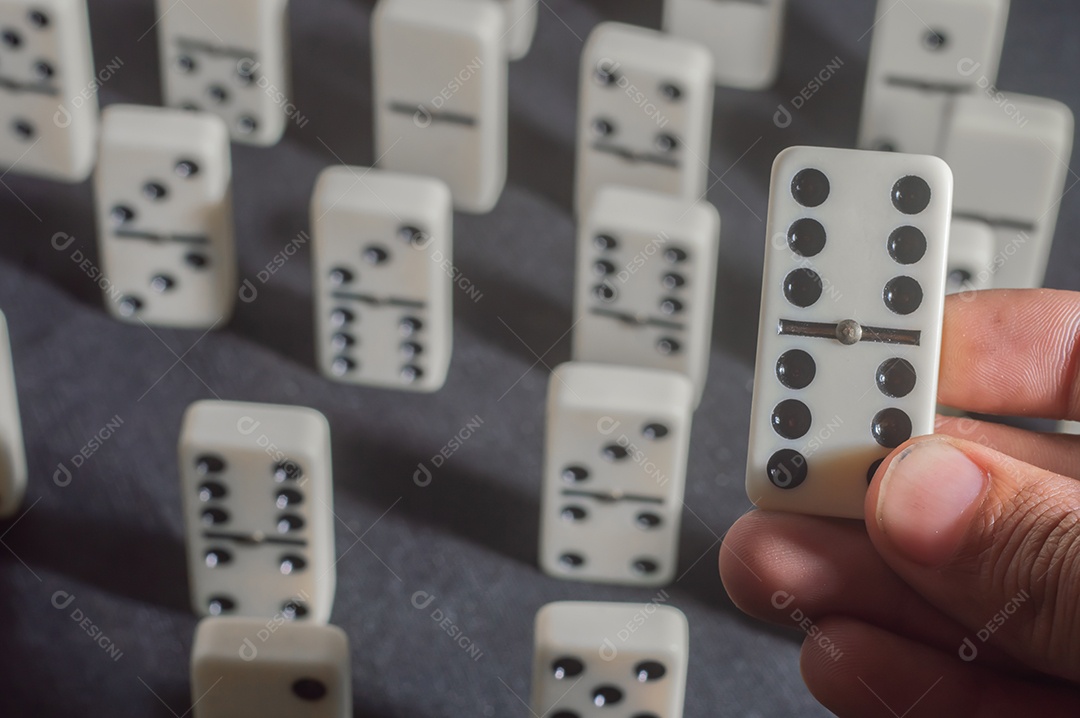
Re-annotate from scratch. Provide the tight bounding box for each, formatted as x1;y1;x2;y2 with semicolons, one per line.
942;94;1075;289
191;617;350;718
0;311;25;519
497;0;538;61
575;23;714;215
156;0;292;146
531;601;689;718
0;0;97;181
94;105;236;329
540;363;693;586
663;0;787;90
311;167;453;392
858;0;1010;155
572;187;720;406
179;401;335;623
372;0;507;213
748;147;952;519
946;218;995;294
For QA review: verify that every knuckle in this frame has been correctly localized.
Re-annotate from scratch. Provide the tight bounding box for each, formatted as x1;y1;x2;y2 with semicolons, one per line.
986;481;1080;671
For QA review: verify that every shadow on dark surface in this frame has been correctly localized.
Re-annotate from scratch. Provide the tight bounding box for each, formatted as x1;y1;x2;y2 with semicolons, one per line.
338;437;540;568
229;278;317;370
141;677;193;718
0;181;103;309
578;0;662;28
673;520;730;602
289;1;375;165
88;0;162;107
331;427;775;619
228;203;318;370
507;111;576;215
711;258;762;369
0;580;44;714
774;0;869;146
718;0;870;188
704;1;875;373
456;263;574;370
2;508;190;613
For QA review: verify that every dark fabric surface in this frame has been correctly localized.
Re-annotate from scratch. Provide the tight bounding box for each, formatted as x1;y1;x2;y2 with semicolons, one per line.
0;1;1077;715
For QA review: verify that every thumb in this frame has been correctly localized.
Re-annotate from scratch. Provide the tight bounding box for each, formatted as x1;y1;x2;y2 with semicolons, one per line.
866;435;1080;682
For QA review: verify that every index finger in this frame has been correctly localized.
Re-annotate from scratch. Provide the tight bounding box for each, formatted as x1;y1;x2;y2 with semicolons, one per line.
939;288;1080;419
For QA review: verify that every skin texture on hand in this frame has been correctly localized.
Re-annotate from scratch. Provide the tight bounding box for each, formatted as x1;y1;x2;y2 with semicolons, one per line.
720;290;1080;717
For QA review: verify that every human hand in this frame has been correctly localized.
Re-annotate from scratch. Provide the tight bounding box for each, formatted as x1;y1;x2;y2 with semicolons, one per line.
720;289;1080;716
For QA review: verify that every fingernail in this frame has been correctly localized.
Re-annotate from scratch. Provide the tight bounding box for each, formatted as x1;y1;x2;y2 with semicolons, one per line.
876;439;988;567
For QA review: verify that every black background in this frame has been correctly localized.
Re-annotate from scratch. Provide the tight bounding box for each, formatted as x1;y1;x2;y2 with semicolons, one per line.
1;1;1077;716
